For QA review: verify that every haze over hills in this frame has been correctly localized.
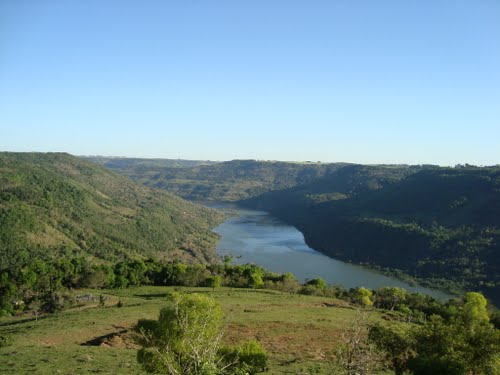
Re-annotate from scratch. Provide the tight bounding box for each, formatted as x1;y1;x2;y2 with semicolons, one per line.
85;156;219;172
0;152;223;268
93;157;500;303
86;157;352;201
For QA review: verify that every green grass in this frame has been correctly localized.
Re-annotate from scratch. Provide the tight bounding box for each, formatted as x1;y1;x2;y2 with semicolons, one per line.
0;286;389;374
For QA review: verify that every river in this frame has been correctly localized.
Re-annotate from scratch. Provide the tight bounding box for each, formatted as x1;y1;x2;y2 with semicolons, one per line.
208;202;452;300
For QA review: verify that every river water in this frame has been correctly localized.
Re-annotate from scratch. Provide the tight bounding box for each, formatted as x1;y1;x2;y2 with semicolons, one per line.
208;202;452;300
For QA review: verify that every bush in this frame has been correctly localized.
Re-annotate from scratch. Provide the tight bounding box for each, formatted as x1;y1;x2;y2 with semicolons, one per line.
40;292;66;314
135;292;268;374
408;357;466;375
301;285;328;296
135;292;224;374
219;340;268;374
305;277;327;290
0;334;13;348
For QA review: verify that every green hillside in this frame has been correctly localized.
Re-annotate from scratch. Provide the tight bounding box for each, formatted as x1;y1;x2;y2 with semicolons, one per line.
0;152;223;268
84;156;219;176
243;165;500;302
95;158;350;201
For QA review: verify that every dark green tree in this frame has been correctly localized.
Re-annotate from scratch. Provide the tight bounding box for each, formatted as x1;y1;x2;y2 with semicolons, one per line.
368;323;414;375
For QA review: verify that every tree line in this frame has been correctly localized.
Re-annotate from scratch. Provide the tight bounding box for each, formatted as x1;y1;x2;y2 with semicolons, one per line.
2;256;499;327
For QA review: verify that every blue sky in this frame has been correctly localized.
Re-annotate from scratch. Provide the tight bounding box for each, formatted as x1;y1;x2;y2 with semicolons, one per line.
1;0;499;165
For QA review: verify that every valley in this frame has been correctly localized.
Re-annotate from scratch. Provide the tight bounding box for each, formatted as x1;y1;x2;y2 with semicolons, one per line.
0;153;499;374
94;157;500;304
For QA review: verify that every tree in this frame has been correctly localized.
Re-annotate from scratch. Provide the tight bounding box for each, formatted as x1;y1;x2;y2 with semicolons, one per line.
375;287;406;311
207;275;223;292
244;266;264;289
368;323;414;375
81;267;107;289
409;316;467;375
280;272;300;294
0;271;17;316
333;309;381;375
369;292;500;375
462;292;489;327
136;292;224;374
352;287;373;307
305;277;327;290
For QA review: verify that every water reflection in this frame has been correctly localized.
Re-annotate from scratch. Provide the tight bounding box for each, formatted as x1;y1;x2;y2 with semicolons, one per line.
208;202;452;301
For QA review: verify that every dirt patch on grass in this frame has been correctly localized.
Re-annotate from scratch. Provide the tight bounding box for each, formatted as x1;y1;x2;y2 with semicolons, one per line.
81;330;139;349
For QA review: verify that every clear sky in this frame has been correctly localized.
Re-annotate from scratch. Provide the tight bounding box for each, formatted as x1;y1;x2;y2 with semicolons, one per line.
1;0;499;165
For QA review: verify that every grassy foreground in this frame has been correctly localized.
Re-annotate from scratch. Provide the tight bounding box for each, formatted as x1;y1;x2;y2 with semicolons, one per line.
0;286;389;374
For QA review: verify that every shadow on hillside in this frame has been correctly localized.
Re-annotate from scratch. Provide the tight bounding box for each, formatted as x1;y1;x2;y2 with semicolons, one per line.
0;315;49;327
81;329;128;346
133;293;170;299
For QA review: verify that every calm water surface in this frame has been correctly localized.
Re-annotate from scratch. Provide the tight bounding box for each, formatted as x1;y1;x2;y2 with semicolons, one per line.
208;202;452;301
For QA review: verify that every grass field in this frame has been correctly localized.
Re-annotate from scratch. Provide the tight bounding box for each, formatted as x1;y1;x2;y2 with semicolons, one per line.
0;286;390;374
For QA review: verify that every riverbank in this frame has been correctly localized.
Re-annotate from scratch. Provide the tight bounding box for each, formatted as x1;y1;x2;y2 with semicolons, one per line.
206;202;454;301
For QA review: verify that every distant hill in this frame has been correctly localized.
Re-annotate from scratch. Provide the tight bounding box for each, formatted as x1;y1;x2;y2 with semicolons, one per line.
83;156;219;181
94;158;350;201
0;152;223;268
84;156;219;169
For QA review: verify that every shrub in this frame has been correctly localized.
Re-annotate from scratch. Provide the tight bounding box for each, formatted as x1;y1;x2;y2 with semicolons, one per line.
135;292;268;374
219;340;267;374
135;292;224;374
0;334;13;348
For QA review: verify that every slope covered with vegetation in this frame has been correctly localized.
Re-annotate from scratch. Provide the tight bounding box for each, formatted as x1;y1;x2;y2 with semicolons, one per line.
0;152;223;268
85;156;218;179
95;158;350;201
243;165;500;302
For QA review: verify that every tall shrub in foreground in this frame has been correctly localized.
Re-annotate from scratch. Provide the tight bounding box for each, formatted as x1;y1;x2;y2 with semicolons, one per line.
136;292;224;374
333;309;381;375
135;292;267;374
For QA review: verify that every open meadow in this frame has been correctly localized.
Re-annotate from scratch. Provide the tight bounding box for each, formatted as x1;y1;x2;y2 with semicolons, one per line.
0;286;391;374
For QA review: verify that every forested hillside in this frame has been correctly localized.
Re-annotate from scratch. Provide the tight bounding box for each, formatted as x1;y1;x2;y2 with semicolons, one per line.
243;165;500;302
0;152;223;268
